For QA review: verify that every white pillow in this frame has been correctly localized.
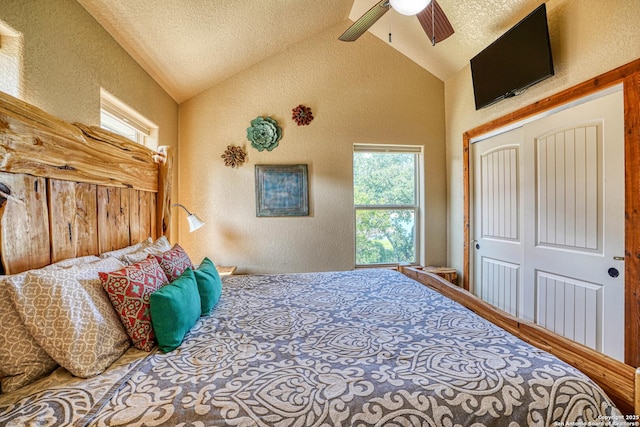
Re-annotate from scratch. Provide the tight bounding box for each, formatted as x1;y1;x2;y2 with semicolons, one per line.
0;274;58;393
123;236;172;265
43;255;101;269
98;237;152;262
7;257;130;378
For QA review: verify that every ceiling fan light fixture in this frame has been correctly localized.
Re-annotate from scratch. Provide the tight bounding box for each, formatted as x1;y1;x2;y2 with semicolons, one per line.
389;0;431;16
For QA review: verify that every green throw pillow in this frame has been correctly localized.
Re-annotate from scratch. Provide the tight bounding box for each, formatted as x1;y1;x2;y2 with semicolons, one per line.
193;257;222;315
150;268;201;353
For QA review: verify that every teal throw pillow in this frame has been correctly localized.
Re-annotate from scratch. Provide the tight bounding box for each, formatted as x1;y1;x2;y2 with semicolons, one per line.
193;257;222;315
150;268;201;353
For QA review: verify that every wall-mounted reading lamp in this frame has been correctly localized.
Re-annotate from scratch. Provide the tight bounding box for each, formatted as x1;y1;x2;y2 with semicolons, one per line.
172;204;205;232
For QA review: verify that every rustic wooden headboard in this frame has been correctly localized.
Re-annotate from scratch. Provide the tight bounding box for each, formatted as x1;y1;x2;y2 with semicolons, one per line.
0;91;172;275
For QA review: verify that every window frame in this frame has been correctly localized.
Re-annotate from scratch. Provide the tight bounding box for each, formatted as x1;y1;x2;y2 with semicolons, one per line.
100;89;158;149
353;144;423;268
0;22;23;98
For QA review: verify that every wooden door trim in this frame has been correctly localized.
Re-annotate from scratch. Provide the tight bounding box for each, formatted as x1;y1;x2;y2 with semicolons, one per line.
462;57;640;366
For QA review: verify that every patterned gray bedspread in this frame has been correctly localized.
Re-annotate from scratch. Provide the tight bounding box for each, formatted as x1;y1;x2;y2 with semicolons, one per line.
0;269;621;426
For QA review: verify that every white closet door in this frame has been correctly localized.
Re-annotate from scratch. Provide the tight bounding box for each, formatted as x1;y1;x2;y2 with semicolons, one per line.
471;89;625;361
522;89;624;360
471;127;524;317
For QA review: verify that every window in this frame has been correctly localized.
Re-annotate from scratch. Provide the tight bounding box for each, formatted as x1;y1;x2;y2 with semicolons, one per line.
353;145;422;266
0;21;22;98
100;89;158;149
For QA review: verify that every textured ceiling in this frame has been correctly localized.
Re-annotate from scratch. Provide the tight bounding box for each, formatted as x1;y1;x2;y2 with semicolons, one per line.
77;0;546;103
350;0;547;81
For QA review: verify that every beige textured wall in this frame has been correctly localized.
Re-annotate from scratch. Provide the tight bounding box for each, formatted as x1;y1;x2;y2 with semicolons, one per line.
1;0;179;238
0;0;177;149
445;0;640;280
179;23;446;274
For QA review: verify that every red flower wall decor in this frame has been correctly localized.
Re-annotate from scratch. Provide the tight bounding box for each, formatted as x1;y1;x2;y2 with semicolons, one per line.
292;104;314;126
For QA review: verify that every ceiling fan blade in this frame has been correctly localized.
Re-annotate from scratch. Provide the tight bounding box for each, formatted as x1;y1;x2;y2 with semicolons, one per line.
416;0;454;45
339;0;390;42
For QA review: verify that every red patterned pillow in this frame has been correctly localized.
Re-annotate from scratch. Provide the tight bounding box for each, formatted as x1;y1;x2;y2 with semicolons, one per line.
99;257;169;351
153;244;194;282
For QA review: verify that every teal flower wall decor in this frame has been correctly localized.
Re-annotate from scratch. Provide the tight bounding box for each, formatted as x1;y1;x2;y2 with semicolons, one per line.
246;116;282;151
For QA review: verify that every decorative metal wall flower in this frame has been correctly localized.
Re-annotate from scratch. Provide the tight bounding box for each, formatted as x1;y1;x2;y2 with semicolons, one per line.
292;104;313;126
221;145;247;168
246;116;282;151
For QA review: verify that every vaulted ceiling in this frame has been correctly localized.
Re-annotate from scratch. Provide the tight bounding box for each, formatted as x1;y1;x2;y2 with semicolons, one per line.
77;0;545;103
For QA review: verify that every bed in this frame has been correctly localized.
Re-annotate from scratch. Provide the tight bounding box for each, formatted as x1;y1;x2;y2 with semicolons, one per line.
0;91;637;425
0;268;624;425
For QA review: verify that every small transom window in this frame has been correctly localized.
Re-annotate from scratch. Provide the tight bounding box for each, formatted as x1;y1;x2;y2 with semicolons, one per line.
100;89;158;149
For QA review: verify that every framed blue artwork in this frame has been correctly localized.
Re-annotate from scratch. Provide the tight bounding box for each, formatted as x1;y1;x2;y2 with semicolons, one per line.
255;164;309;217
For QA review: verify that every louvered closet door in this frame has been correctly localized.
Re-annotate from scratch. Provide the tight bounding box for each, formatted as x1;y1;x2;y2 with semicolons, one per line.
471;89;624;361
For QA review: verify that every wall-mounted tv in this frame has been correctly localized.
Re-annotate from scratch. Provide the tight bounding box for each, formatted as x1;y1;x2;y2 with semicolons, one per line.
470;4;554;110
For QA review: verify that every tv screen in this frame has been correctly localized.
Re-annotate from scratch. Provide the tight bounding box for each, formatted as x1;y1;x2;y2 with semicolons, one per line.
470;4;554;110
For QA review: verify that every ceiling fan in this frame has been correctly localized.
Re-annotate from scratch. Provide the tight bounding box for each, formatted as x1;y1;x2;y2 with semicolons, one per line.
339;0;454;46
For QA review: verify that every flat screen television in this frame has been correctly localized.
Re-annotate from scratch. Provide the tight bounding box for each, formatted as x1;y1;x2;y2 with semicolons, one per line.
470;4;554;110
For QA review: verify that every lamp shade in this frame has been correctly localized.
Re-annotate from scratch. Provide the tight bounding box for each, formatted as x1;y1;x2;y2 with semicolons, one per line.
186;213;205;233
389;0;431;15
172;203;205;233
